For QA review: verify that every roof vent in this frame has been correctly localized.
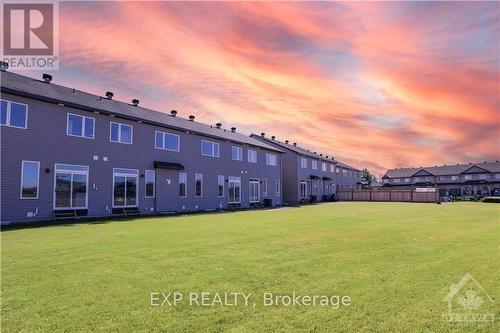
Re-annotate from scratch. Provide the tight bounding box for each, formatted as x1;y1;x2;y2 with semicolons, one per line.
189;115;195;122
285;140;289;144
215;123;222;129
105;91;114;100
320;154;323;157
0;61;8;71
42;73;52;83
314;152;317;155
231;127;236;133
170;110;177;117
326;155;329;159
271;136;276;140
131;99;139;106
293;142;297;146
260;132;265;137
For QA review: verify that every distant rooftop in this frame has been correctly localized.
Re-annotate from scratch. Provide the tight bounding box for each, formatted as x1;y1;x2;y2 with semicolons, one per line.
383;161;500;178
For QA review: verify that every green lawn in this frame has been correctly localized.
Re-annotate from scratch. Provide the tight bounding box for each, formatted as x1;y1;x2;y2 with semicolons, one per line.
1;202;499;332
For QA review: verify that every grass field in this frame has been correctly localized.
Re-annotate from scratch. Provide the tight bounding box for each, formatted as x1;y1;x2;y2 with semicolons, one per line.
1;202;499;332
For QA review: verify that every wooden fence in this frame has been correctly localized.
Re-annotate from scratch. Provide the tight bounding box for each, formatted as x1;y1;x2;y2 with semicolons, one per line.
337;189;439;203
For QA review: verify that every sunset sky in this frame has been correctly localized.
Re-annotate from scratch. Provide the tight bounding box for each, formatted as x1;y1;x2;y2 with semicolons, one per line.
28;2;499;175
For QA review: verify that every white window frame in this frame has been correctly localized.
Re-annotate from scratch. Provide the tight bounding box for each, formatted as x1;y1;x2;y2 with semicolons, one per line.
228;176;241;204
195;173;203;198
53;163;89;210
179;172;187;198
201;140;220;157
248;149;257;163
312;160;318;170
218;175;225;197
155;130;180;152
112;168;139;208
276;179;281;196
299;181;307;199
66;113;95;139
262;178;268;197
265;153;277;166
145;169;155;198
232;146;243;161
300;158;307;169
20;160;40;199
0;99;28;129
330;164;334;173
322;163;327;172
249;179;260;203
109;121;133;145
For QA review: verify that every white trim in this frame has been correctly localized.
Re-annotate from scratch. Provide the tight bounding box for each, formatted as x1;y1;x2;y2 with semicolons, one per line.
265;153;277;166
248;149;257;163
299;180;307;199
1;99;28;129
232;146;243;161
218;175;225;197
195;173;203;198
154;130;180;152
228;176;241;204
109;121;133;145
201;140;220;157
179;172;187;198
112;168;139;208
145;169;155;198
249;179;260;203
20;160;40;199
53;163;89;210
262;178;268;197
276;179;281;196
66;113;95;139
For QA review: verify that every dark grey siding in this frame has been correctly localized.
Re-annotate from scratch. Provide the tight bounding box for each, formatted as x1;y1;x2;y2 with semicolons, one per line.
1;93;282;223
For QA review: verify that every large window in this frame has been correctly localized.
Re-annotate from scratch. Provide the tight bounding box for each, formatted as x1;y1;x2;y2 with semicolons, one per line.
249;179;260;203
262;178;268;197
232;146;243;161
265;153;277;166
155;131;180;151
21;161;39;199
300;158;307;168
145;170;155;198
1;99;28;129
218;175;224;197
201;140;220;157
54;164;89;209
322;163;327;171
110;122;133;144
330;164;334;173
67;113;94;139
300;181;307;199
312;160;318;170
248;150;257;163
276;179;281;196
228;177;241;204
113;168;138;207
179;172;187;198
195;173;203;197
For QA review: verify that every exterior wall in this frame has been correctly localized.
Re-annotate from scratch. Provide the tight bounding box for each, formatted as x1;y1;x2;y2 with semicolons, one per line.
281;152;298;203
0;93;282;223
334;168;361;189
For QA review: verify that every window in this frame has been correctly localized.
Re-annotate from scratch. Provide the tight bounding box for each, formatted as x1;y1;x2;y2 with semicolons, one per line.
451;175;458;181
464;175;472;180
228;177;241;204
478;173;488;180
276;179;280;196
248;150;257;163
67;113;94;139
249;179;260;203
232;146;243;161
330;164;334;173
145;170;155;198
155;131;180;151
336;167;340;174
110;122;133;144
394;178;401;183
312;160;318;170
383;179;388;183
218;175;224;197
262;178;268;197
404;178;411;183
201;140;220;157
54;164;89;209
21;161;39;199
495;173;500;179
343;169;347;176
322;163;327;172
179;172;187;198
266;153;277;166
195;173;203;197
300;158;307;168
112;168;138;207
1;99;27;129
300;181;307;199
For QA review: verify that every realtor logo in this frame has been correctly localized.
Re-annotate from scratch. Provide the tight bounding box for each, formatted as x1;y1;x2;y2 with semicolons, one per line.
442;273;494;323
1;0;59;69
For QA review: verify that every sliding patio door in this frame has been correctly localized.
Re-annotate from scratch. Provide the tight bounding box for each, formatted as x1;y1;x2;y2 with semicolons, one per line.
113;168;138;207
54;164;89;209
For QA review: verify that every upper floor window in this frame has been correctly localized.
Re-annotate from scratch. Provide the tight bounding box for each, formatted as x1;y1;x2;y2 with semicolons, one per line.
201;140;220;157
312;160;318;170
232;146;243;161
383;179;388;183
478;173;488;180
464;175;472;180
336;167;340;174
1;99;27;129
21;161;39;199
321;163;327;172
404;178;410;183
110;122;133;144
145;170;155;198
266;153;277;166
343;169;347;176
495;173;500;179
248;150;257;163
67;113;94;139
300;158;307;168
155;131;180;151
394;178;401;183
330;164;334;173
451;175;459;180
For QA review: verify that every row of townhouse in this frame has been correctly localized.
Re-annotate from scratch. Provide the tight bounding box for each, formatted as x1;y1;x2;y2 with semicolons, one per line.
0;68;360;224
381;162;500;197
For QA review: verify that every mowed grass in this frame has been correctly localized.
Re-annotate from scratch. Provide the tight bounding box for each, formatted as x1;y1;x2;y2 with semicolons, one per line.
1;202;499;332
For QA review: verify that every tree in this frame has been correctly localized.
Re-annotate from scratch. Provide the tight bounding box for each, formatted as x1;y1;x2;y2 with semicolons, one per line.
361;168;375;185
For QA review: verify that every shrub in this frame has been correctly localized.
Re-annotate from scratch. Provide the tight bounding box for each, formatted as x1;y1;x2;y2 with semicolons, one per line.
482;197;500;203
